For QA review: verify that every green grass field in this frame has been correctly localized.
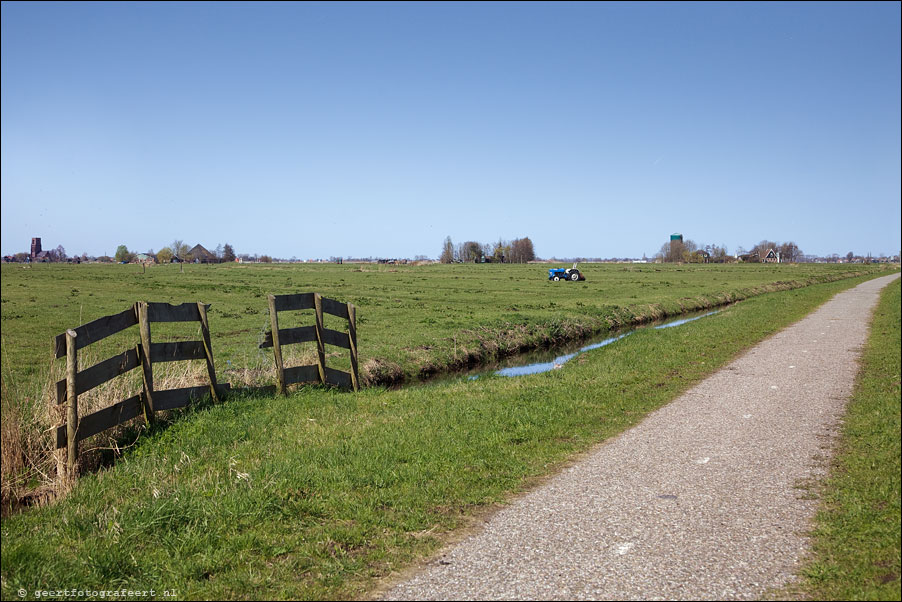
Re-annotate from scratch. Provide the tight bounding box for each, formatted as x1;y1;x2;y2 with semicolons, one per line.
0;262;888;501
1;261;884;386
0;262;897;600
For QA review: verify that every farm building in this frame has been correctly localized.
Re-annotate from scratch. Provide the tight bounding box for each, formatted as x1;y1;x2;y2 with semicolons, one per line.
187;244;218;263
737;249;781;263
759;249;780;263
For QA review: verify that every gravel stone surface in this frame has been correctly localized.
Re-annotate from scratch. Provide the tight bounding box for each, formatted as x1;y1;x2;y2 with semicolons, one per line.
380;274;900;601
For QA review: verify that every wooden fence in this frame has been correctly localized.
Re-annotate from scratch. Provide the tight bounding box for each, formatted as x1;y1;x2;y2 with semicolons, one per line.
260;292;359;393
52;301;228;479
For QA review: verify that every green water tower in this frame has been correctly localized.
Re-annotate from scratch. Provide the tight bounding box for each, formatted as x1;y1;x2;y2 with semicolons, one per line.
670;233;683;242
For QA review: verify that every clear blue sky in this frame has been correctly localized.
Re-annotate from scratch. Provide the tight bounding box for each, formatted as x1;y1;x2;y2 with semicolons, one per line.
2;1;900;259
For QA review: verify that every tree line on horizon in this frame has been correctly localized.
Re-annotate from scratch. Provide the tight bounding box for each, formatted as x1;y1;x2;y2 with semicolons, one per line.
4;236;893;266
439;236;536;264
656;238;803;263
112;240;240;263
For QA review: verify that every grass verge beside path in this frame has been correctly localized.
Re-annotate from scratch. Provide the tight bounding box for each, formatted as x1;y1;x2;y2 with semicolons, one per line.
0;273;893;600
799;277;901;600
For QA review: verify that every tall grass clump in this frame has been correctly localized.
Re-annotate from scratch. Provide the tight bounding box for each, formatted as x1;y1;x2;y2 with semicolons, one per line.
1;357;58;513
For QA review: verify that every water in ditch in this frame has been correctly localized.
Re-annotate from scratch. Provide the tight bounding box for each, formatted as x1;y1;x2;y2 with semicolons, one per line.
464;308;722;380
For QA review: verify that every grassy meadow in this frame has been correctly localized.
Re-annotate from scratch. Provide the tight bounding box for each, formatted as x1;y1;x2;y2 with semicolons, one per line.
0;261;890;503
1;268;896;600
2;261;887;384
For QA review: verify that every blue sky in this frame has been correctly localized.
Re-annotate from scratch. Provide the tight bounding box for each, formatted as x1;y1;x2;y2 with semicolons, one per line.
2;1;900;259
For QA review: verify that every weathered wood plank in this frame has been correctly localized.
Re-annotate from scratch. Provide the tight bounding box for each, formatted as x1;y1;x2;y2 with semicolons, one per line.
56;348;140;405
281;325;318;346
348;303;359;392
273;293;315;312
154;384;230;411
197;302;219;402
138;303;155;423
66;331;79;478
314;294;327;384
283;364;320;385
149;340;206;363
54;306;137;358
268;295;286;395
146;302;209;323
321;297;350;320
55;394;143;449
259;325;317;348
324;367;352;389
55;385;231;448
154;388;193;411
321;327;351;350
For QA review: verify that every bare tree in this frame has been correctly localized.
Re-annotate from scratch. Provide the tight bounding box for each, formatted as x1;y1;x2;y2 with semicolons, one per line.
170;240;190;261
750;240;778;260
779;242;801;263
460;241;483;263
708;243;729;262
440;236;455;263
661;239;686;262
509;237;535;263
492;239;509;263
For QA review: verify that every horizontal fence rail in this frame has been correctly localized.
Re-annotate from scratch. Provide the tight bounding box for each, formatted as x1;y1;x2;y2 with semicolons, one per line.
52;301;221;480
53;385;231;450
51;294;361;483
261;292;359;392
53;307;138;358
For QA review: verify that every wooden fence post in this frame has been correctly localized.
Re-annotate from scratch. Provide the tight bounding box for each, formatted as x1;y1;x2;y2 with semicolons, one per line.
314;293;327;385
197;302;219;402
347;303;359;392
268;295;286;395
137;302;155;423
66;329;79;480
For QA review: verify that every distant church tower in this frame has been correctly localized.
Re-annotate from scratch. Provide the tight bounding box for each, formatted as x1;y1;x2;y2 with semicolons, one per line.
31;237;42;259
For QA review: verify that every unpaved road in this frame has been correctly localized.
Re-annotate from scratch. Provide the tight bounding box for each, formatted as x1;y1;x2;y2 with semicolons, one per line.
380;273;900;600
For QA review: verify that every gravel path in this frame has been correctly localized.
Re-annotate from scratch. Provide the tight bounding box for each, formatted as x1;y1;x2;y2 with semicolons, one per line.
380;274;900;601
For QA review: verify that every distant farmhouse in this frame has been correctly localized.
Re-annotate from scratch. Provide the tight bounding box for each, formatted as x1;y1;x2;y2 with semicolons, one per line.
737;248;781;263
187;244;218;263
759;248;779;263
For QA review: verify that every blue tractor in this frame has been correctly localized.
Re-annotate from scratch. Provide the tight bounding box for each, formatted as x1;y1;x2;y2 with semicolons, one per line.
548;263;585;282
